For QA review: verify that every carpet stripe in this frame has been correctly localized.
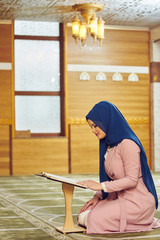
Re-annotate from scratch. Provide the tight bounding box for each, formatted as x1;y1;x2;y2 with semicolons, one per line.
0;216;20;219
0;228;38;231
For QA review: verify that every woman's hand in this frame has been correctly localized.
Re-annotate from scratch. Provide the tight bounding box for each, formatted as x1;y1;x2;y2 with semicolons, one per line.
80;195;100;213
77;180;103;191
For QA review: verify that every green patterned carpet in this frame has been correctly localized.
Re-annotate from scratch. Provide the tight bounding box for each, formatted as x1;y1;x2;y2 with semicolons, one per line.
0;173;159;240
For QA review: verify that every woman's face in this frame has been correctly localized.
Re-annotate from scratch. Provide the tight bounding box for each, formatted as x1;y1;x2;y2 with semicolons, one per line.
87;119;106;140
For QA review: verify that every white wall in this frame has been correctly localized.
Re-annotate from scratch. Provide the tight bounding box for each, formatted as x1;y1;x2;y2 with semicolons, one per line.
150;26;160;171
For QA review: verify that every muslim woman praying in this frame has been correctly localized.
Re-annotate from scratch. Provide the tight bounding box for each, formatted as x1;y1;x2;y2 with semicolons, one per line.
77;101;160;234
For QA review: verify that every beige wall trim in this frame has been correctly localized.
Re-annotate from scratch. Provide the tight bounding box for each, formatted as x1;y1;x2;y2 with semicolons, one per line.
68;118;149;125
0;63;12;70
67;64;149;74
68;118;87;125
0;20;12;24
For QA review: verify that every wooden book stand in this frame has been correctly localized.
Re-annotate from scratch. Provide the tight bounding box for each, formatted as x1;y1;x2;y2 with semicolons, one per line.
36;172;86;234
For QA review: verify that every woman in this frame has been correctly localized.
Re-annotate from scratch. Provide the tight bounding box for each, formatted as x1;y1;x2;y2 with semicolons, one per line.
78;101;160;234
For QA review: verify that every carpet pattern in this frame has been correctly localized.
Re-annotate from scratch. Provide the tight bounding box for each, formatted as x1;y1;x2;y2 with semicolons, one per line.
0;173;159;240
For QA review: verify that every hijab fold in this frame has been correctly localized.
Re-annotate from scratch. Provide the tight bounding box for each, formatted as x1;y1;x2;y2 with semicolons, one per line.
86;101;158;209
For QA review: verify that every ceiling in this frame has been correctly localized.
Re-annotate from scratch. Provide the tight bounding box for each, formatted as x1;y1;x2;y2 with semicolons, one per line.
0;0;160;28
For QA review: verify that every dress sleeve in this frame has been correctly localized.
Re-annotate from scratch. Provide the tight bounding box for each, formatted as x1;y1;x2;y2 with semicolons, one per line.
102;139;141;193
94;190;103;199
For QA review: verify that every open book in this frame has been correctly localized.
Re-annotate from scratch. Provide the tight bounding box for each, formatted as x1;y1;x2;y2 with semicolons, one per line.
35;172;87;189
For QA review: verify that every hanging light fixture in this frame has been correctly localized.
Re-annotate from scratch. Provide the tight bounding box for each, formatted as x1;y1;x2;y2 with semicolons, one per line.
72;14;80;44
90;13;98;42
97;16;105;46
79;22;87;47
72;3;104;47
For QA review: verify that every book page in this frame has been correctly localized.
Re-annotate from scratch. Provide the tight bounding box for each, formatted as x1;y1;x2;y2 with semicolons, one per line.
36;172;87;189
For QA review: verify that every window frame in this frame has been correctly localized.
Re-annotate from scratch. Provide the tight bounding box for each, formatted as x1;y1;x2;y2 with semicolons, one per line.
14;23;65;137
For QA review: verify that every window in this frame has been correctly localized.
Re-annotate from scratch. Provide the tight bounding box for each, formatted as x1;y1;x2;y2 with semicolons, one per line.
14;21;65;137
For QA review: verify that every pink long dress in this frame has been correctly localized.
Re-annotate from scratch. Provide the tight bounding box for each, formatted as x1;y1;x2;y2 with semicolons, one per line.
86;139;160;234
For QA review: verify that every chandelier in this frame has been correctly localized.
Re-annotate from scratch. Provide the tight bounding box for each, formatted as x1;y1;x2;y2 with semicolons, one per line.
72;3;105;47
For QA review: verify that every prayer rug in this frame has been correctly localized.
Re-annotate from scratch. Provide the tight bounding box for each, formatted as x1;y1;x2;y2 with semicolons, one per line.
0;173;159;240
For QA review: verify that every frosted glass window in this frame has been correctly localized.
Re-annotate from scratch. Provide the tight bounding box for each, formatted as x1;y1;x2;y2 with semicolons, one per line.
15;40;60;91
15;96;60;133
14;20;59;36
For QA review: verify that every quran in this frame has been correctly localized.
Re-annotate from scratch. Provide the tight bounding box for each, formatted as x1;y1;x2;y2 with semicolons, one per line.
35;172;87;189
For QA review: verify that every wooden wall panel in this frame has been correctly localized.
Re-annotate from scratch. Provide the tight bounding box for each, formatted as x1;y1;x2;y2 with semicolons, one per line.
70;125;99;174
67;28;149;66
13;138;68;175
0;71;12;120
0;125;10;175
0;24;12;62
67;27;150;120
68;72;149;120
0;23;12;175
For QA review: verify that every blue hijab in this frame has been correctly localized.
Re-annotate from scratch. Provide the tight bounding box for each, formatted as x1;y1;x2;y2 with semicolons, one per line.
86;101;158;209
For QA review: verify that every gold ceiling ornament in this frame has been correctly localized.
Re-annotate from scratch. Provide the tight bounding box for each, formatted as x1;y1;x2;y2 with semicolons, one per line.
72;3;104;47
